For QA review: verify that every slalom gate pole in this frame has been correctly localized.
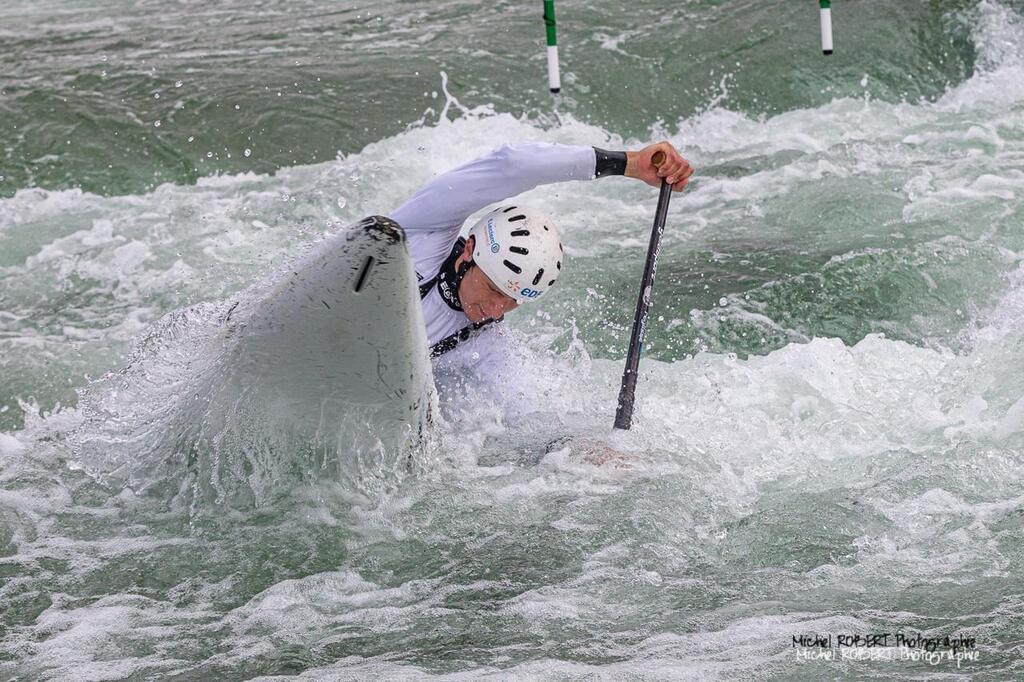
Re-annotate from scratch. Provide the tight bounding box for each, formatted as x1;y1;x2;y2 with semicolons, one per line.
613;151;672;430
544;0;561;93
820;0;833;55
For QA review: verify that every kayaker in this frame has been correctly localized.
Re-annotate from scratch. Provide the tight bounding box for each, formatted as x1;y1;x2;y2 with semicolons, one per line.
390;141;693;361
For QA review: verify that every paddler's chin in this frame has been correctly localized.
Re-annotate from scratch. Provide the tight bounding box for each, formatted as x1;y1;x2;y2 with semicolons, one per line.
464;305;489;323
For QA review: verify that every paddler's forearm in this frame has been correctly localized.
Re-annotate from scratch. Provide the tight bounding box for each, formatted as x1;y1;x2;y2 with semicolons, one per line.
594;147;627;177
391;142;595;236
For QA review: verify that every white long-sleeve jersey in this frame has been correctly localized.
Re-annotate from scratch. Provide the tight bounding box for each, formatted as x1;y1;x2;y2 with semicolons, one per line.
389;142;597;354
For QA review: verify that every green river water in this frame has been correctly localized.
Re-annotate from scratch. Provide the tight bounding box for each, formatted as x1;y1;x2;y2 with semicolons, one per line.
2;0;1023;679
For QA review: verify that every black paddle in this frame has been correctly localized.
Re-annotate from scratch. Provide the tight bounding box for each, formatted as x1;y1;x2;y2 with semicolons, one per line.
613;150;673;430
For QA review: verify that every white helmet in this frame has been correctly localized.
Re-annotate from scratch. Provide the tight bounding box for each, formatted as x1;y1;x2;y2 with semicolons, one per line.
467;205;563;302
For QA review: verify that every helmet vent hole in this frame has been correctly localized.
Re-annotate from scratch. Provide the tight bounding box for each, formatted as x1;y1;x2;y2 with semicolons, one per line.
532;268;544;286
503;206;517;213
548;279;556;286
503;260;522;274
510;229;530;237
509;246;529;255
556;260;561;270
543;225;549;231
508;214;527;222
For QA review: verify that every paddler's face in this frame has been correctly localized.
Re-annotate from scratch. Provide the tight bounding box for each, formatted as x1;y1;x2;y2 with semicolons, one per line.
455;237;519;323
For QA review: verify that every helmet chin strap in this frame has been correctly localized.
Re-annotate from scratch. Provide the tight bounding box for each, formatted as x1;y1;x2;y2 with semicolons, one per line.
436;237;472;312
425;236;506;358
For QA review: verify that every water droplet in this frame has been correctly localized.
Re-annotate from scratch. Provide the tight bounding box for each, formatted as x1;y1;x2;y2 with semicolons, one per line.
206;151;213;158
244;148;252;157
175;80;183;88
234;104;240;110
187;136;195;142
153;120;161;127
336;197;347;209
100;55;107;62
719;296;728;306
153;92;160;99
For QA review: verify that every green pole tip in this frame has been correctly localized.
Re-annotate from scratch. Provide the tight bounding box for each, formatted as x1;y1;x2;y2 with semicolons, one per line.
544;0;557;46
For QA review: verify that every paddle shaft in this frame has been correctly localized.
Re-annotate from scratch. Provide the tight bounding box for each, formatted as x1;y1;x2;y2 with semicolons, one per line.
614;152;672;430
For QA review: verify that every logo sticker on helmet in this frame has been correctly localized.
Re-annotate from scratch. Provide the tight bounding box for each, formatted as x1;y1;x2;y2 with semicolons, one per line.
468;206;560;303
486;218;500;253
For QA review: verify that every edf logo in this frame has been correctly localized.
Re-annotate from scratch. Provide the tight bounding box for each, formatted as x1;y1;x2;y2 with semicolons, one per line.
519;288;541;298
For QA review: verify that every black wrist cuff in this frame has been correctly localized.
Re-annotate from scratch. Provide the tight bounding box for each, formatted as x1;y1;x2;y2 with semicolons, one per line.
593;147;627;178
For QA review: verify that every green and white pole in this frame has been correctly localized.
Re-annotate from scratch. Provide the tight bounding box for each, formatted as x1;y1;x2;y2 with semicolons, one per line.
544;0;561;93
820;0;833;55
